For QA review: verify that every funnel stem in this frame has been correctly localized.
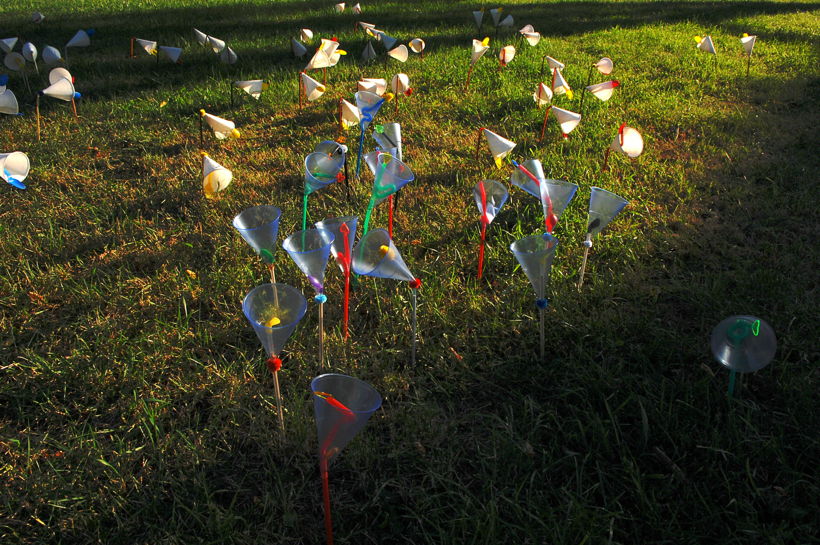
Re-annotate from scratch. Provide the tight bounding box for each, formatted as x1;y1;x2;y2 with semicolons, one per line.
539;306;545;362
273;369;285;432
302;192;309;232
343;267;351;339
728;370;736;398
539;105;552;142
355;124;365;178
411;288;418;366
320;458;334;545
578;240;591;290
318;302;325;370
478;222;487;279
35;95;41;142
362;197;376;237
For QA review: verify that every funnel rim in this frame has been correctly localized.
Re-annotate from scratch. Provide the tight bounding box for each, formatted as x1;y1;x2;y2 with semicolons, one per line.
510;233;559;255
315;215;359;228
366;151;415;184
242;283;308;332
232;205;282;233
282;228;335;255
311;373;383;414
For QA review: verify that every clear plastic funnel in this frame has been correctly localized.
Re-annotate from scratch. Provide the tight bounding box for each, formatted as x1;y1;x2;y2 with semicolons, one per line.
283;229;335;292
305;152;344;195
510;233;559;300
543;179;578;220
710;316;776;373
354;90;385;130
473;180;508;224
587;187;628;236
364;151;414;206
312;373;382;462
232;205;282;264
352;228;414;282
509;159;546;197
243;283;308;357
315;216;358;272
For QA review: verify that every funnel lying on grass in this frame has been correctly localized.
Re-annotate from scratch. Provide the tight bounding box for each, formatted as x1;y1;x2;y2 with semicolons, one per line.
473;179;508;279
711;316;776;397
511;233;558;362
243;283;308;432
577;187;628;289
312;373;382;545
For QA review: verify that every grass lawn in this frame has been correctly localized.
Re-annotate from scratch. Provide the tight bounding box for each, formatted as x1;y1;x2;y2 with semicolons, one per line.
1;0;818;543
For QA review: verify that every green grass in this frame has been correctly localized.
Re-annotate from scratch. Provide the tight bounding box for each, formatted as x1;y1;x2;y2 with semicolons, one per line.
1;0;818;543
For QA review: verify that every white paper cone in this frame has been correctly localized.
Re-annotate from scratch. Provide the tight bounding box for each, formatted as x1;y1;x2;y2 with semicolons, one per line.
471;39;490;64
586;80;620;102
409;38;425;54
66;30;91;48
522;31;541;46
499;15;514;28
4;53;26;71
301;72;326;101
0;151;30;187
545;56;564;71
41;78;75;101
159;46;183;63
208;36;226;53
489;8;502;26
473;10;484;29
334;3;345;12
499;45;515;65
361;41;377;61
391;73;410;94
1;38;18;53
552;106;581;136
43;46;62;65
595;57;614;75
49;67;72;85
741;35;756;55
220;46;238;64
483;128;516;167
292;38;308;57
358;22;376;32
234;79;266;99
22;43;38;63
32;12;45;24
611;125;644;158
340;98;361;129
353;3;361;14
696;35;716;55
533;82;553;106
358;77;386;95
135;39;157;55
201;111;240;139
0;89;19;115
388;44;408;62
379;32;398;50
202;154;232;198
552;68;573;98
193;28;208;46
300;29;314;42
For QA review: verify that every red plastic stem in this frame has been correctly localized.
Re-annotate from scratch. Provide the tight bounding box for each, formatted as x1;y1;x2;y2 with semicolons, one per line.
340;224;351;339
539;105;552;142
320;458;334;545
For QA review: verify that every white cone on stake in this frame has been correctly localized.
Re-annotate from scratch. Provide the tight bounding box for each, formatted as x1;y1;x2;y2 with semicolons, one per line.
388;44;408;62
159;46;183;63
22;43;38;65
234;80;266;99
32;12;45;24
301;72;326;101
292;38;308;57
208;36;226;53
473;10;484;29
202;153;232;199
41;78;76;101
4;53;26;71
0;38;18;53
695;35;716;54
409;38;425;54
340;98;361;129
334;3;345;12
552;107;581;136
193;28;208;46
595;57;614;75
49;67;72;85
361;41;377;61
499;45;515;66
520;26;541;46
0;152;30;189
358;77;386;95
499;15;514;28
200;110;240;139
66;30;93;49
471;39;490;64
391;73;410;94
0;90;19;115
353;3;362;14
533;82;553;106
489;8;503;26
483;128;516;168
545;56;564;71
43;46;63;66
611;124;644;158
741;34;756;55
300;29;314;42
220;46;238;64
135;39;157;55
586;80;620;101
378;32;398;50
552;68;573;98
